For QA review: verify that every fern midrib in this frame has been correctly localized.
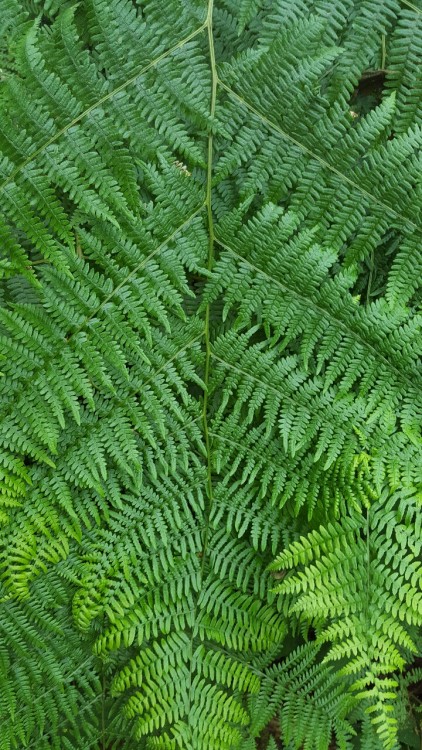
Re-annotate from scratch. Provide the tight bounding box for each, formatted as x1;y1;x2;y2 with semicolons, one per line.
214;238;422;391
217;80;420;234
0;211;205;434
0;23;208;194
202;0;217;531
401;0;422;13
184;2;217;733
2;21;418;238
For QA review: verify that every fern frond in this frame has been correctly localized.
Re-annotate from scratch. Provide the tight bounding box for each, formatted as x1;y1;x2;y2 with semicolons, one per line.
1;1;421;748
271;496;422;746
386;7;422;133
250;642;357;750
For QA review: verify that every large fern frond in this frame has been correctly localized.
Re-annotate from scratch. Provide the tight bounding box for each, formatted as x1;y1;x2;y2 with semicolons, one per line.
0;1;421;748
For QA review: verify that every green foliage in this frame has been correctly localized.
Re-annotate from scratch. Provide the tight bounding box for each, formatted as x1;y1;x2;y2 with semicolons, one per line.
270;494;421;748
0;1;420;749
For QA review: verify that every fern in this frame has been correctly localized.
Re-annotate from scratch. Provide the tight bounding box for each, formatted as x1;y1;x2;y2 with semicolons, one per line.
270;493;422;747
0;1;421;749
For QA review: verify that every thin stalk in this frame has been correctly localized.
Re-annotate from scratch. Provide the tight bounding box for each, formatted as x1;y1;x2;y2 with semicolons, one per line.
366;250;374;305
101;664;106;750
201;0;217;553
381;33;386;70
184;1;218;731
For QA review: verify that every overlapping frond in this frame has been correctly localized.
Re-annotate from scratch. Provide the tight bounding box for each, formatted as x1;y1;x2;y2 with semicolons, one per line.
249;643;357;750
270;495;422;747
0;0;421;748
205;203;420;525
0;571;111;750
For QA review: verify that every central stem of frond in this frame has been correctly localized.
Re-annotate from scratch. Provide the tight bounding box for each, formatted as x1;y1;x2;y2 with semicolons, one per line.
201;0;217;554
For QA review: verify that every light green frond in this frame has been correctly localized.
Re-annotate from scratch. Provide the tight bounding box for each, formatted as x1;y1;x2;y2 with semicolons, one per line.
271;497;422;745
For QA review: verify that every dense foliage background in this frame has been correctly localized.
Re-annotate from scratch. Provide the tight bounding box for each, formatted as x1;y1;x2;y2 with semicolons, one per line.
0;1;421;748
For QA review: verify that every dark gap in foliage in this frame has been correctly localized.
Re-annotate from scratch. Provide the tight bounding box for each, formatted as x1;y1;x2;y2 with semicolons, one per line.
256;715;281;749
350;70;387;117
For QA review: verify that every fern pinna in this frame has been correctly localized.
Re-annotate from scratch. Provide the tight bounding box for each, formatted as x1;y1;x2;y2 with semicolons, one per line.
0;1;420;748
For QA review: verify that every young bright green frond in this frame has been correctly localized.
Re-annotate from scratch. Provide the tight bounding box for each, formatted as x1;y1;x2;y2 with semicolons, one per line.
271;496;422;746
